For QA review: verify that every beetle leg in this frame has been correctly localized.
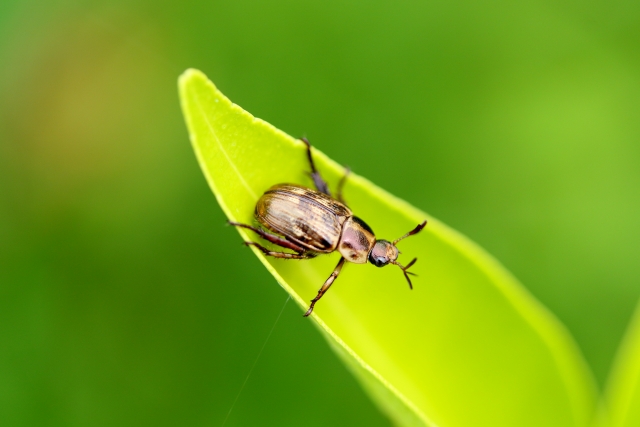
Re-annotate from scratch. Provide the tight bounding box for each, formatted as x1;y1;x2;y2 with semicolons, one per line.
303;257;346;317
335;166;350;206
300;137;332;196
244;242;314;259
228;221;306;252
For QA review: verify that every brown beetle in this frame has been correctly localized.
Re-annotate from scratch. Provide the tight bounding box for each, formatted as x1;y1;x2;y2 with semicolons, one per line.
230;138;426;317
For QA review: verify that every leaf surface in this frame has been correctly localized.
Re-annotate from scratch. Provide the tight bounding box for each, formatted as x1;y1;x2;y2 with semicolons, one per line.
179;69;597;427
604;302;640;427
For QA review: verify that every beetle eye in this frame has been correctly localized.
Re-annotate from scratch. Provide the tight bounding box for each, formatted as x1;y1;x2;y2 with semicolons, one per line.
369;240;394;267
369;254;389;267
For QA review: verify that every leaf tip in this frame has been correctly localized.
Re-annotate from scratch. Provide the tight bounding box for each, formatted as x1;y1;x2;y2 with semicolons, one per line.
178;67;202;83
178;68;216;96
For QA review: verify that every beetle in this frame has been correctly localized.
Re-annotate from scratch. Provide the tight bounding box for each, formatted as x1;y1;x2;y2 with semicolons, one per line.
229;138;427;317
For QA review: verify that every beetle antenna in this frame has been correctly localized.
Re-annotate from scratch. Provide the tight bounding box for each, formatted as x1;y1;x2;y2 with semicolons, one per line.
392;258;418;290
393;221;427;246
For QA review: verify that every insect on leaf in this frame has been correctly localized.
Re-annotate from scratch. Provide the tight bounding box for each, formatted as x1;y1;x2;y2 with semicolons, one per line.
178;69;597;427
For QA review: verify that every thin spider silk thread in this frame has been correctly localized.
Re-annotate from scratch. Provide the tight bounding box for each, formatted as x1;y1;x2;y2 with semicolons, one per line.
84;20;292;426
221;295;291;426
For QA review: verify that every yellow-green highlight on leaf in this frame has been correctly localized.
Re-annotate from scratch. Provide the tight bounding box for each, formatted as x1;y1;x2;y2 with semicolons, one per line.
603;301;640;427
178;68;598;427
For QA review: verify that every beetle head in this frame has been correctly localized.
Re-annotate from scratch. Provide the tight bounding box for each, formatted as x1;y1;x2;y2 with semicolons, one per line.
368;221;427;289
368;240;398;267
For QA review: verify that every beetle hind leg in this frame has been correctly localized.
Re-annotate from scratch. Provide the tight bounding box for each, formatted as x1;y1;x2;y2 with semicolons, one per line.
301;138;332;196
244;242;314;259
228;221;306;253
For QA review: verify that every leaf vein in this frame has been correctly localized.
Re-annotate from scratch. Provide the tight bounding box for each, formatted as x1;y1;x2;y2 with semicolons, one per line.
193;93;258;200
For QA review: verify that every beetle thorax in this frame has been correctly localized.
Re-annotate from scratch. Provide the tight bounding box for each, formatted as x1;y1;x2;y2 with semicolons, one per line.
337;216;376;264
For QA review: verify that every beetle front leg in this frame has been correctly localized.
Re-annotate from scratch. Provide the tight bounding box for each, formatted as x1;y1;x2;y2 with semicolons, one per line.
303;257;346;317
300;137;331;196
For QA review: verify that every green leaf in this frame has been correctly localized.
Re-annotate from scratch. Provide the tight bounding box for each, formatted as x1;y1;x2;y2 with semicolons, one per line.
603;301;640;427
178;69;597;427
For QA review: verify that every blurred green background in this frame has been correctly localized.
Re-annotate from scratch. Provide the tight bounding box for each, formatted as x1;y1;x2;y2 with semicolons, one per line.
1;0;639;426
